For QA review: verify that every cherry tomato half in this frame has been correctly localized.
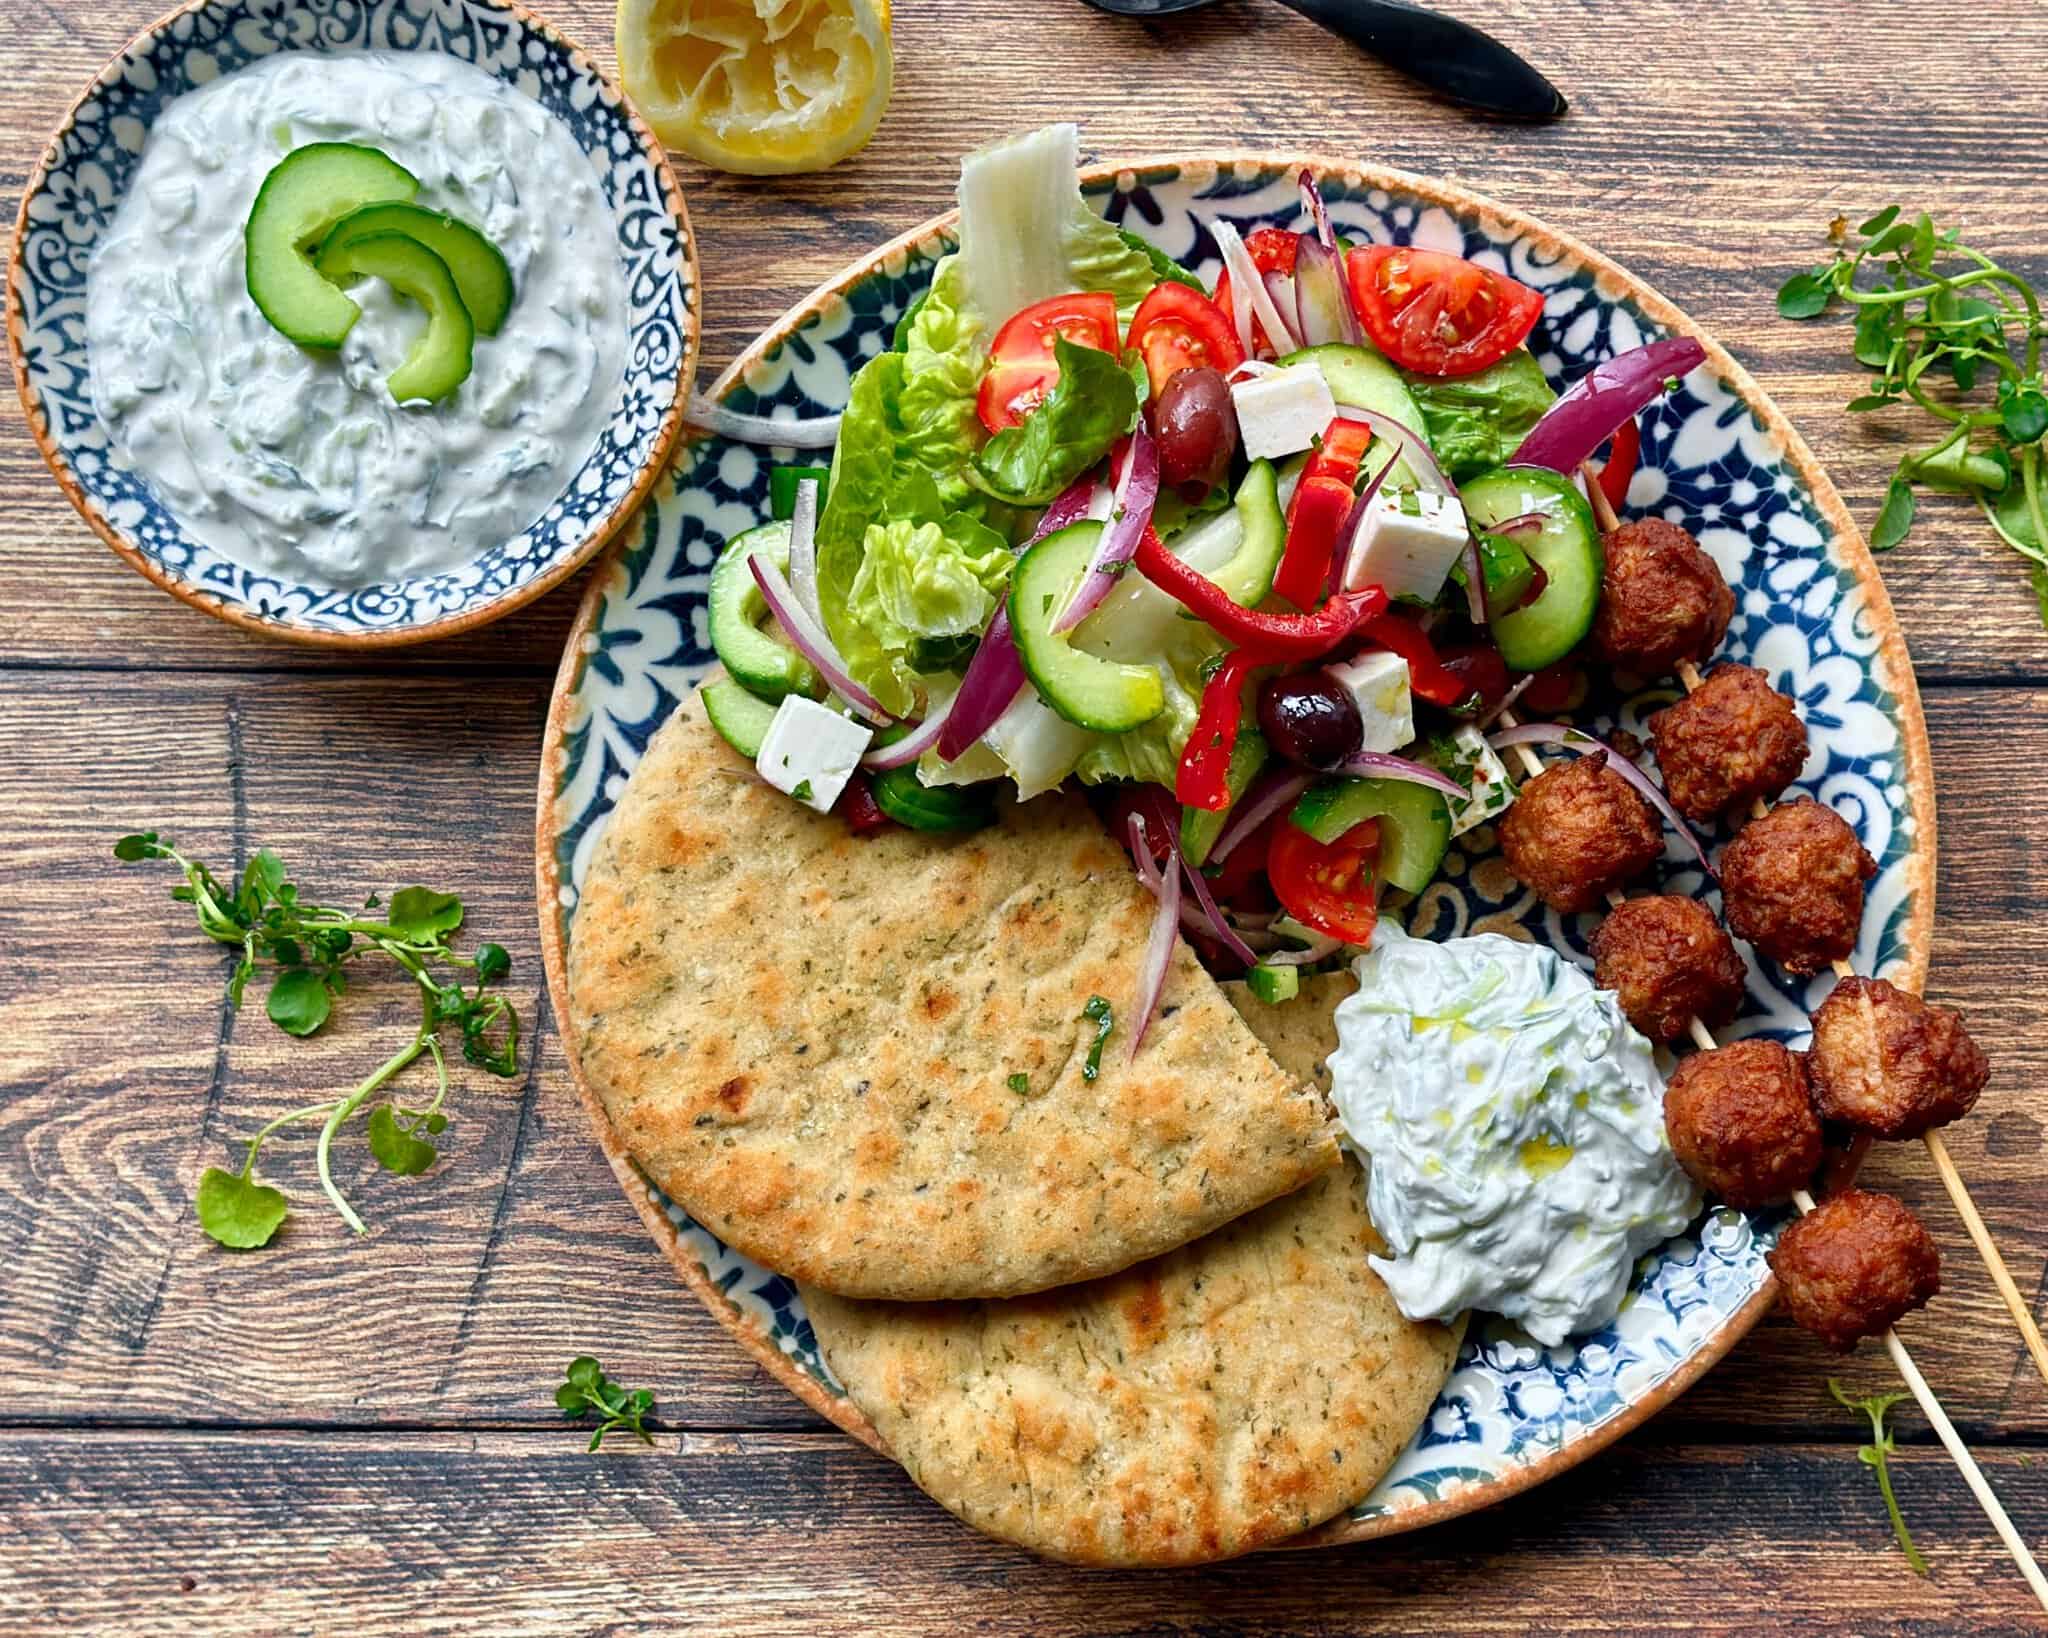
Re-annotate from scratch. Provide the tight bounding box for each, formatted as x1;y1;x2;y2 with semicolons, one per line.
1344;246;1543;379
1213;227;1299;359
1269;818;1380;944
1435;642;1513;715
1126;282;1245;397
976;292;1120;433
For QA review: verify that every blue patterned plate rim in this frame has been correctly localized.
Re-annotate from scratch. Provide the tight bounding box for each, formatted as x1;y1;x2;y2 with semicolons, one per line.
7;0;700;648
537;153;1937;1548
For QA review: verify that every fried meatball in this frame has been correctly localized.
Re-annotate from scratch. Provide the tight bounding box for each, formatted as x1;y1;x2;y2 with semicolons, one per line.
1807;976;1989;1139
1593;895;1747;1043
1497;751;1663;914
1591;518;1736;677
1663;1039;1822;1208
1721;799;1877;975
1648;663;1808;823
1768;1188;1940;1351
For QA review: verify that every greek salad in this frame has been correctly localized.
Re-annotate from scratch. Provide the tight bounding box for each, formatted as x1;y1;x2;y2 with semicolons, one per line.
702;123;1704;1033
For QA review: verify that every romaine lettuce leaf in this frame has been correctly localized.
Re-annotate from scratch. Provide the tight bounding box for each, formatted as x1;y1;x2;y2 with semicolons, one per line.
848;517;1013;704
1403;348;1557;482
969;338;1148;506
896;256;987;502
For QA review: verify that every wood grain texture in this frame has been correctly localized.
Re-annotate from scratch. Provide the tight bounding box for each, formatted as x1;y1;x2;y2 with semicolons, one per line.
3;0;2048;1628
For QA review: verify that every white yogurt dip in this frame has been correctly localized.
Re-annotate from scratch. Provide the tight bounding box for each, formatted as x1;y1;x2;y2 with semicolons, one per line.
87;50;628;588
1328;926;1701;1345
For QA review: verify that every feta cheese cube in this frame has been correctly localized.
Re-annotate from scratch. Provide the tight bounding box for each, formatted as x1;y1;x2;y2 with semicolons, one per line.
1326;651;1414;754
1430;723;1516;837
1344;487;1471;604
755;695;873;813
1229;364;1338;461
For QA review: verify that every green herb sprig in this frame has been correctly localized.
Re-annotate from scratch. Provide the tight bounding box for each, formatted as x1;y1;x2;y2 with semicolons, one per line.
1778;208;2048;621
1829;1377;1931;1575
557;1357;656;1451
1081;995;1115;1081
116;833;519;1249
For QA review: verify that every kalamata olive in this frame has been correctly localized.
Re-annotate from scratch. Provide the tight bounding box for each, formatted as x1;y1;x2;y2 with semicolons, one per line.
1150;366;1238;500
1257;671;1363;770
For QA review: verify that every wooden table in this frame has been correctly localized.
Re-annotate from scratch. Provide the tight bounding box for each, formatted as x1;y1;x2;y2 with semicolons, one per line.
6;1;2048;1630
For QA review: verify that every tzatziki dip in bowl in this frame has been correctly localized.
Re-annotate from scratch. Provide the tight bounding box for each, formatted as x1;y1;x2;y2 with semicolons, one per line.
9;0;696;646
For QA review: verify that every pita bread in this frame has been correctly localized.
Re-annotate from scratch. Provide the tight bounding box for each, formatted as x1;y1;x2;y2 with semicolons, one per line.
806;972;1466;1566
566;685;1338;1301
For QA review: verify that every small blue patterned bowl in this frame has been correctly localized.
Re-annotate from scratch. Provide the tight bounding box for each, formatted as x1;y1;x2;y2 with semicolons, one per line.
7;0;697;646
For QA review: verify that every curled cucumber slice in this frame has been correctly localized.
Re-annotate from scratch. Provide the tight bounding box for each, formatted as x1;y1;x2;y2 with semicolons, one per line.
244;143;420;348
319;202;515;336
312;231;473;403
1010;522;1165;735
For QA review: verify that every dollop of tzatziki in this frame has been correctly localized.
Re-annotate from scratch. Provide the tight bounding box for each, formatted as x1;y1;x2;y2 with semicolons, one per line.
1328;926;1701;1346
87;50;628;589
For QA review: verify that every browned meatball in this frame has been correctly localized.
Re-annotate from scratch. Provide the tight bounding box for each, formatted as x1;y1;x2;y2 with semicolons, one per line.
1592;895;1747;1042
1649;663;1808;823
1807;976;1989;1139
1767;1188;1940;1351
1591;518;1736;677
1497;751;1663;914
1664;1039;1822;1208
1721;799;1877;975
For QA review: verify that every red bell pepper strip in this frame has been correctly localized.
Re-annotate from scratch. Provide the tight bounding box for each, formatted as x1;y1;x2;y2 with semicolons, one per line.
1359;611;1470;707
1176;649;1264;811
1275;418;1376;609
1596;419;1640;514
1134;527;1387;659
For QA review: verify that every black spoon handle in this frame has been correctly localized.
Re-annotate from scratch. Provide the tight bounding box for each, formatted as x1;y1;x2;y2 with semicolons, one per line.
1271;0;1567;120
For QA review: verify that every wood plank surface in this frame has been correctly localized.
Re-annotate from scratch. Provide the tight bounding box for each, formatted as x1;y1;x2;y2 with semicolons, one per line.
4;0;2048;1630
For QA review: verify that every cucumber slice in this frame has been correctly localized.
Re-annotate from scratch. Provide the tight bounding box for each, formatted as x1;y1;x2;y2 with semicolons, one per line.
702;678;779;759
1245;963;1300;1005
1203;461;1286;610
708;522;819;703
311;232;473;403
1452;527;1538;612
871;766;997;833
1182;727;1269;866
1010;522;1165;734
1290;775;1452;895
1279;343;1428;483
245;143;420;348
319;202;514;335
1461;465;1603;672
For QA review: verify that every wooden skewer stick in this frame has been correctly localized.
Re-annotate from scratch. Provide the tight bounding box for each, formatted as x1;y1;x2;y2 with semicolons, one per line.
1578;457;2048;1392
1493;716;2048;1610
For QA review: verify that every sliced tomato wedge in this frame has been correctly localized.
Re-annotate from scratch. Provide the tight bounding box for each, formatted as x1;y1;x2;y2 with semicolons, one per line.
1270;818;1380;944
1212;227;1299;359
976;292;1121;433
1345;246;1543;378
1127;282;1244;397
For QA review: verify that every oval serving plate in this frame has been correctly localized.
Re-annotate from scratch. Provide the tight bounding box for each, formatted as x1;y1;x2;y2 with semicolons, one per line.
7;0;697;646
537;157;1936;1547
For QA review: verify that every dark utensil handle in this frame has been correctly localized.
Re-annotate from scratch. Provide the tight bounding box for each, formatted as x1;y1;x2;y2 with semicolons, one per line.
1271;0;1568;120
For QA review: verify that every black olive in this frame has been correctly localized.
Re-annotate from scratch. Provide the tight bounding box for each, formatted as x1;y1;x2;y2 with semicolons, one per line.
1150;367;1238;499
1256;672;1363;770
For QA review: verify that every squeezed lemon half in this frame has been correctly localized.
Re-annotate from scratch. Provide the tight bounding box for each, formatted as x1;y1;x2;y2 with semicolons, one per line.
617;0;894;175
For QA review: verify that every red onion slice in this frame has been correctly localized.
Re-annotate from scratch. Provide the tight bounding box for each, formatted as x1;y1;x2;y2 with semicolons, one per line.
1053;426;1159;634
861;708;949;770
1511;337;1708;475
1265;933;1344;966
1333;403;1454;497
1488;722;1716;878
1458;534;1488;624
687;393;840;450
748;556;892;726
1332;750;1469;799
787;477;824;629
1473;671;1536;730
1180;847;1260;966
1298;169;1338;251
1212;217;1300;357
1293;234;1361;349
1207;769;1313;867
1124;814;1183;1060
1487;510;1546;538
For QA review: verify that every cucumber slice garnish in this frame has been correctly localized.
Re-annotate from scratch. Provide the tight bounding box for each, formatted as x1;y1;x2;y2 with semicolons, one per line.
1182;727;1268;866
1010;522;1165;734
702;678;780;759
1291;775;1452;895
1461;465;1603;672
312;231;473;403
245;143;420;348
319;202;514;335
707;522;820;703
1203;461;1286;611
870;765;997;832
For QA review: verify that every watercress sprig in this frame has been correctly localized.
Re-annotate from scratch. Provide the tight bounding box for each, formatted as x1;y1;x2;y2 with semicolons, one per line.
557;1357;656;1451
1829;1377;1931;1575
115;832;520;1249
1778;207;2048;621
